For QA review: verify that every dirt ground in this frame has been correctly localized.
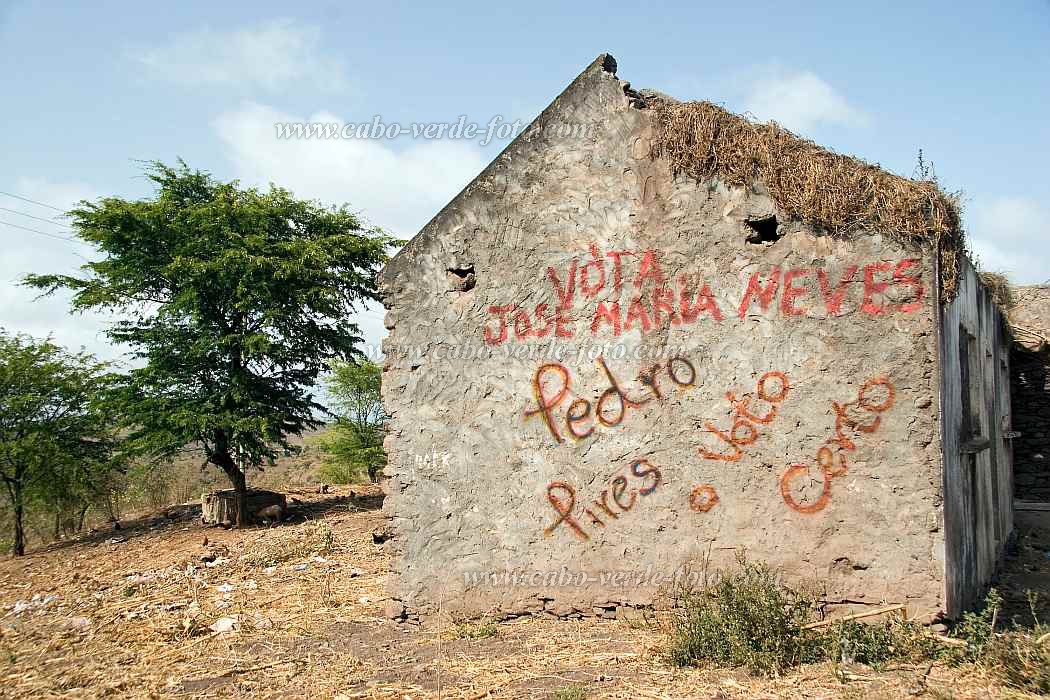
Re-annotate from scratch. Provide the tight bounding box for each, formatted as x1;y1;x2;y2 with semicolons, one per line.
1;486;1047;699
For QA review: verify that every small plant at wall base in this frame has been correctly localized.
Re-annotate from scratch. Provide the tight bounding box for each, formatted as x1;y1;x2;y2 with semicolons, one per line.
666;554;822;675
315;359;386;484
667;560;1050;691
451;618;498;640
24;161;395;527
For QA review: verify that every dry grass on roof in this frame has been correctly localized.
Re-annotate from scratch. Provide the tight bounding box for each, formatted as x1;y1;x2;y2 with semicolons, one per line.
980;271;1016;312
647;99;965;299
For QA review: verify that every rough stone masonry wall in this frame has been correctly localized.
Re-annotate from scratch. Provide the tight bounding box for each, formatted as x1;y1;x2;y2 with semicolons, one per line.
1011;347;1050;499
379;56;946;621
1010;286;1050;501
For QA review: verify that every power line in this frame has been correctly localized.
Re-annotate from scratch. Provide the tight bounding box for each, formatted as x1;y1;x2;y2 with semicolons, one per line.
0;220;90;263
0;206;72;231
0;219;77;242
0;190;66;212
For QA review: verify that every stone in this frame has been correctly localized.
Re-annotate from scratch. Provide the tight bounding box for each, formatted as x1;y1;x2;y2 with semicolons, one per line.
208;616;238;634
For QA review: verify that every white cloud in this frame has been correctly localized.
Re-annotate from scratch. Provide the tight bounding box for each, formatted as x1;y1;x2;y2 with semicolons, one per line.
130;19;347;92
214;102;490;351
967;196;1049;285
743;70;869;133
214;102;488;239
0;178;127;362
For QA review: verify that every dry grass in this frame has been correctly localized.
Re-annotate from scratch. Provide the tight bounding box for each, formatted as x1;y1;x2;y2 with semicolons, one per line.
980;271;1016;312
1;486;1047;698
648;99;965;300
241;520;335;567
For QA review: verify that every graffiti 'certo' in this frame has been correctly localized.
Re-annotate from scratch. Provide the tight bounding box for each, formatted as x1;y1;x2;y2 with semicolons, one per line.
524;354;697;443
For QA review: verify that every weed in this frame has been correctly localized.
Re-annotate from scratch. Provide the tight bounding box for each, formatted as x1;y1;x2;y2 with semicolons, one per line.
668;555;954;677
948;589;1001;663
550;685;587;700
973;591;1050;694
452;618;498;640
822;618;939;669
984;626;1050;694
667;554;820;675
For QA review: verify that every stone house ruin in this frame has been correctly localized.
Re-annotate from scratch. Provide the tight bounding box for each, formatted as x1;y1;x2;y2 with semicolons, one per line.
378;54;1013;622
1009;285;1050;502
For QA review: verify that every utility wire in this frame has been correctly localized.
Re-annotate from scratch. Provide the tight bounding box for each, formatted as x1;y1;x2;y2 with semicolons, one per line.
0;206;73;232
0;219;77;243
0;190;66;212
0;220;90;263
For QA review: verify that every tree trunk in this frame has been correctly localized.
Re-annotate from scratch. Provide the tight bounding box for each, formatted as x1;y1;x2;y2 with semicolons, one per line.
230;467;248;528
211;428;250;528
13;497;25;556
201;489;286;526
211;447;251;529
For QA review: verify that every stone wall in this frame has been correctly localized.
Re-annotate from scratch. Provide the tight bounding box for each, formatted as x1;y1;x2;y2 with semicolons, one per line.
1010;286;1050;501
379;55;947;621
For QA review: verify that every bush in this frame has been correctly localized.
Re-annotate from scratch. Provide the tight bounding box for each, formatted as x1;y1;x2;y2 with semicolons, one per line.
821;618;939;669
667;557;1050;689
667;555;821;675
948;588;1001;663
550;686;587;700
451;618;498;640
668;555;944;676
985;626;1050;694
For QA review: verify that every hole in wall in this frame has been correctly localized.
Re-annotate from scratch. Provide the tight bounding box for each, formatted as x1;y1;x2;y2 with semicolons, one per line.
447;265;476;292
744;215;781;245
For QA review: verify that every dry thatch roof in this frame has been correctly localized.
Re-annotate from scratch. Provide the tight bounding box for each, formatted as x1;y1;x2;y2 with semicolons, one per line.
647;99;965;299
979;272;1015;312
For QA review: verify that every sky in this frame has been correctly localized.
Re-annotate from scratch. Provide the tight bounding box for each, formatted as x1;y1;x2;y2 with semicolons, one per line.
1;0;1048;365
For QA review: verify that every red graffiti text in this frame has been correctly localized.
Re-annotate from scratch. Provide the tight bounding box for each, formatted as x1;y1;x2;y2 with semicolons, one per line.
780;377;896;513
525;356;697;444
697;371;791;462
544;459;662;541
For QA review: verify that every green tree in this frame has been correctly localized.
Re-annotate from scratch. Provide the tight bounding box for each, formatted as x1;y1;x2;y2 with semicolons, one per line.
26;161;394;526
318;360;386;483
0;332;119;555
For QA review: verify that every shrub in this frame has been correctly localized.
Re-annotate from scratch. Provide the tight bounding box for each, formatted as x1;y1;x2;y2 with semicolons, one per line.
821;618;939;668
985;626;1050;694
667;555;820;675
956;590;1050;694
668;555;946;676
948;588;1001;663
668;558;1050;689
